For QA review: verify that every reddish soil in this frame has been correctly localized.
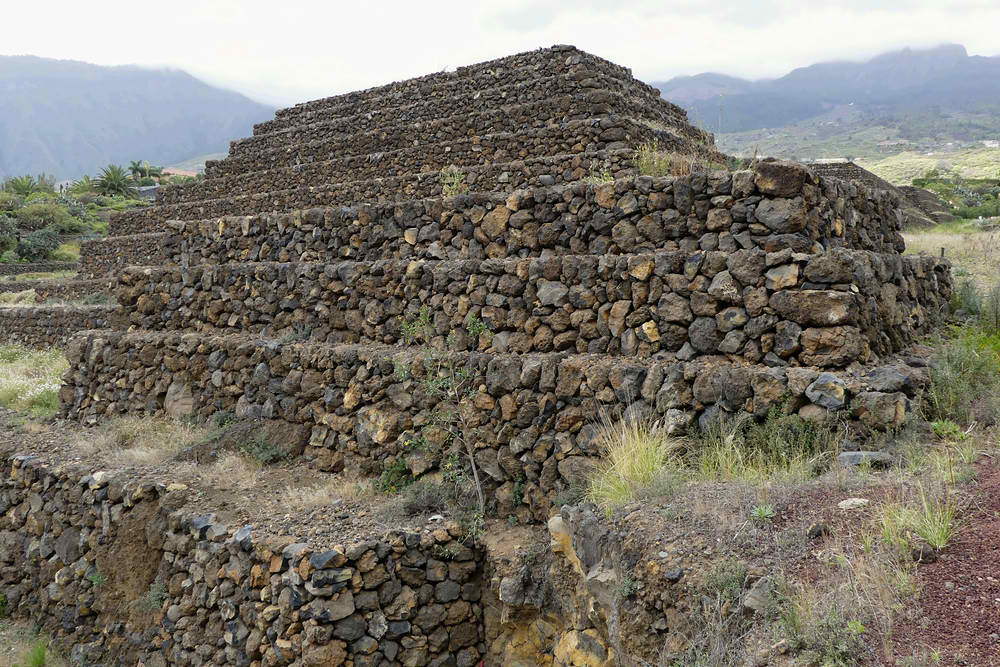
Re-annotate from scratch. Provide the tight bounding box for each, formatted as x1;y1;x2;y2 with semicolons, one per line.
889;458;1000;666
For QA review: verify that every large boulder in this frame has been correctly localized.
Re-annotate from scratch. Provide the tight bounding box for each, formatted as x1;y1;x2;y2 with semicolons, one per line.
769;290;857;327
754;160;813;197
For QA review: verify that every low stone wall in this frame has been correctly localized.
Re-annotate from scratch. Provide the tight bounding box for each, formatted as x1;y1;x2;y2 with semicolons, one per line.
223;87;708;174
110;150;638;235
62;330;935;520
0;453;485;666
257;45;669;135
0;261;79;277
117;246;950;366
163;116;675;207
0;305;118;347
0;279;106;303
79;232;170;278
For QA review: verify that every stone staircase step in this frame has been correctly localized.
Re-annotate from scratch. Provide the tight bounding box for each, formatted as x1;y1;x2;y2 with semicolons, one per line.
61;328;933;483
109;149;637;235
255;45;663;135
162;117;670;207
230;83;700;163
117;239;951;365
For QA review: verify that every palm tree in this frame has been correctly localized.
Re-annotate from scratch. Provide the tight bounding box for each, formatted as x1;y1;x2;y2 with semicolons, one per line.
3;175;38;197
95;165;139;198
128;160;145;181
69;175;97;195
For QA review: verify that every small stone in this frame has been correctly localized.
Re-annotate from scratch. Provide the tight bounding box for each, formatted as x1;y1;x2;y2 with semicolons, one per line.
837;498;869;510
837;451;893;467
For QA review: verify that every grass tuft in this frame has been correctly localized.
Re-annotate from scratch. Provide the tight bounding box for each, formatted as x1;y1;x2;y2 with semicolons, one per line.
585;414;682;514
0;344;67;418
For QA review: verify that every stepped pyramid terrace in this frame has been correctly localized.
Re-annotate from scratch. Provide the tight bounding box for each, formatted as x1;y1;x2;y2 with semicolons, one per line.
0;46;955;666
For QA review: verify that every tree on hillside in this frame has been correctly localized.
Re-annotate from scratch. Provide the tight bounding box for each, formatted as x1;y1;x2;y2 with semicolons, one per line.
94;165;138;198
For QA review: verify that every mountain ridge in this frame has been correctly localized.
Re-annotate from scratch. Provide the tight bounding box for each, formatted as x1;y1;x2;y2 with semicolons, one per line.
0;55;276;180
651;44;1000;161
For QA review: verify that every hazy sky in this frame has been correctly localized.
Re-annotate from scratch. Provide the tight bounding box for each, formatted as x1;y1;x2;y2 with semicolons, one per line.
5;0;1000;106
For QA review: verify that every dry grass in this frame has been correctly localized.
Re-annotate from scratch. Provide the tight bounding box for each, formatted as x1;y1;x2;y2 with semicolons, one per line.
585;414;683;514
634;140;727;178
0;622;66;667
0;345;67;417
903;226;1000;288
283;476;376;510
73;416;213;465
0;270;77;283
0;290;37;306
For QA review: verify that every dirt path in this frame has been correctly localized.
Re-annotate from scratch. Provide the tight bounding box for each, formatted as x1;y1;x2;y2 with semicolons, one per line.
889;458;1000;665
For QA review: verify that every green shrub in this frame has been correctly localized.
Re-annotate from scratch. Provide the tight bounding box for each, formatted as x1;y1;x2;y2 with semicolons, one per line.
16;226;60;261
0;215;17;256
0;191;22;211
377;458;413;494
238;434;288;465
13;202;79;232
950;278;981;316
924;327;1000;425
692;407;839;482
439;166;467;197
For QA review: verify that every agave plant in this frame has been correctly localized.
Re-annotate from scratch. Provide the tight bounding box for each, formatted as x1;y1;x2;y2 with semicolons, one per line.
94;164;138;198
3;175;39;197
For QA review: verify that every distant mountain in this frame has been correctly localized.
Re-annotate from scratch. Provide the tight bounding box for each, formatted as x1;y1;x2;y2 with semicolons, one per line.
0;56;275;180
652;45;1000;160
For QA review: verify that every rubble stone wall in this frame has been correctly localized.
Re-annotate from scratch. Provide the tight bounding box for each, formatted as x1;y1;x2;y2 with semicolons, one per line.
117;247;950;366
164;170;911;271
61;330;935;521
111;150;639;235
0;279;106;303
0;305;118;347
79;233;169;278
257;45;671;135
0;454;485;667
162;117;674;207
0;261;79;277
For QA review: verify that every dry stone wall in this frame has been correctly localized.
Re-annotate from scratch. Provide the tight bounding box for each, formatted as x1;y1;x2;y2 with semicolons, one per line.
117;248;949;365
0;454;485;666
0;278;105;303
257;45;671;134
0;305;117;347
79;232;169;278
0;261;79;277
62;330;935;522
112;150;639;235
161;117;674;207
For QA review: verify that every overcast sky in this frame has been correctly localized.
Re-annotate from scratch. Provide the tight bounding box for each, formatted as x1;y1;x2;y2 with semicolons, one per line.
5;0;999;106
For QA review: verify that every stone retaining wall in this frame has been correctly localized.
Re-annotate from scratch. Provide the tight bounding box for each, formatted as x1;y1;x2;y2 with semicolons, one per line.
0;305;118;347
223;88;708;174
0;454;485;666
110;150;638;235
79;232;169;278
257;45;668;135
0;261;79;277
0;279;106;303
117;247;950;366
162;117;675;207
167;167;909;270
61;330;935;520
